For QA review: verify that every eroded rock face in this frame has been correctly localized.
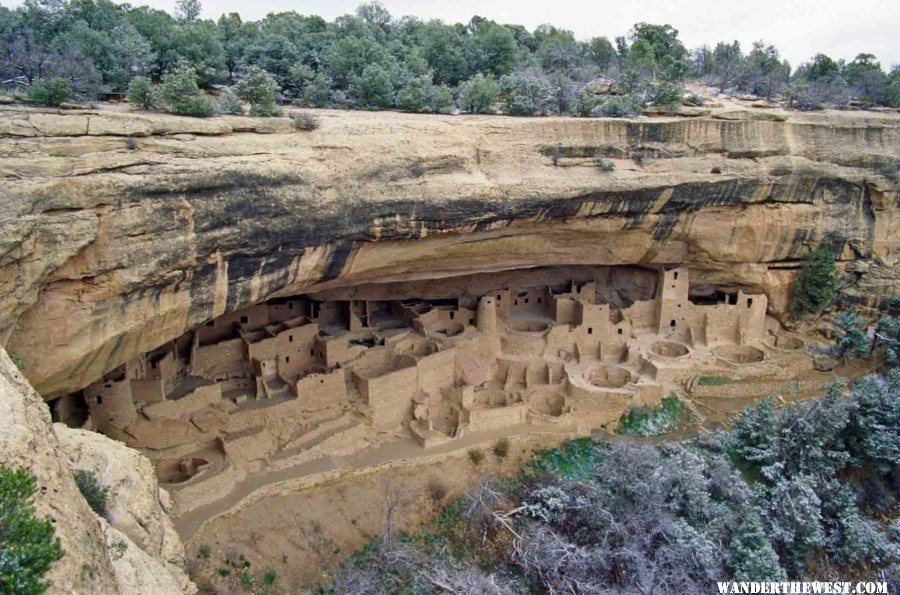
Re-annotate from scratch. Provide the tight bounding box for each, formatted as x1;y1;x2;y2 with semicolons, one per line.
55;426;195;593
0;348;196;594
0;106;896;397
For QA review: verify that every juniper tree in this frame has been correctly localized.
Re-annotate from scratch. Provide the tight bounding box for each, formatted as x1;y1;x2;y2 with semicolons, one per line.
792;248;838;318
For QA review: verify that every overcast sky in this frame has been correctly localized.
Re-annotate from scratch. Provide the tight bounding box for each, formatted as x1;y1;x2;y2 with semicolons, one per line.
5;0;899;68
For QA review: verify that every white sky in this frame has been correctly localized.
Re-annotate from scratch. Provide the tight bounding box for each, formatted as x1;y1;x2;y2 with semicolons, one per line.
4;0;899;68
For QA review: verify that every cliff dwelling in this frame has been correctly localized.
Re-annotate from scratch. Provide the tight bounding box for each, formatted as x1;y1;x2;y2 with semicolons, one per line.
48;265;822;518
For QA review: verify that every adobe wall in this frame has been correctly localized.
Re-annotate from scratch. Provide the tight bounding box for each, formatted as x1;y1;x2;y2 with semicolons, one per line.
465;402;527;432
191;338;246;380
130;378;166;406
355;361;417;428
84;378;137;432
142;384;222;420
295;370;347;410
417;348;456;394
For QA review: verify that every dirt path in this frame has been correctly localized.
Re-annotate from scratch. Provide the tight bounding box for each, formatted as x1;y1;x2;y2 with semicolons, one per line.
173;422;584;540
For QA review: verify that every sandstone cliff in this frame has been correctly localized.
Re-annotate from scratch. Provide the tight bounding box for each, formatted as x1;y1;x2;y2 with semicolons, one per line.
0;348;196;594
0;105;896;397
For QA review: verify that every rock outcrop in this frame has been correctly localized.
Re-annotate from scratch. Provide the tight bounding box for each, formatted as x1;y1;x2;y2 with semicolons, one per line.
0;348;195;594
0;106;896;397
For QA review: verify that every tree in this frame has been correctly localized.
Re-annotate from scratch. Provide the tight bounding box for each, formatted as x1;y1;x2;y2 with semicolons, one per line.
763;474;825;572
872;313;900;366
160;65;214;117
792;248;838;318
806;53;841;81
302;72;333;108
170;20;227;86
108;22;153;91
498;73;551;116
26;77;70;106
175;0;201;22
741;41;790;99
726;513;786;581
711;41;744;89
834;309;869;361
216;88;243;115
457;73;497;113
728;398;780;472
394;75;434;112
534;26;582;75
0;466;64;595
587;36;615;73
355;1;391;30
126;75;160;110
350;63;394;109
470;21;517;78
233;65;280;116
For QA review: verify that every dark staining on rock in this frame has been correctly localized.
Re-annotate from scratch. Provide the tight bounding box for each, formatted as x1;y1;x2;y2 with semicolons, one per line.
321;241;358;282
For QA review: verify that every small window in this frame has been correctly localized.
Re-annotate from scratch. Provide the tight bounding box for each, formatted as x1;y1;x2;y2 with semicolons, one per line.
151;361;157;369
469;318;475;325
96;396;103;405
288;303;293;309
240;315;248;324
670;319;677;327
105;383;112;388
514;300;518;305
617;328;623;335
673;271;679;280
496;295;501;301
285;356;290;363
289;335;294;342
524;298;530;304
677;304;681;308
450;312;455;320
537;297;542;304
747;298;753;308
205;321;213;327
320;379;325;384
587;327;593;335
311;349;315;356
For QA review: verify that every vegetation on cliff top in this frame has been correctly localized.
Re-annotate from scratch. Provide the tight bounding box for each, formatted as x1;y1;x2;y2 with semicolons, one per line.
2;0;898;118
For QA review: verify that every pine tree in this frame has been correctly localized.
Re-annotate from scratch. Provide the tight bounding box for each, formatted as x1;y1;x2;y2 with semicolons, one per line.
727;512;786;581
792;249;838;318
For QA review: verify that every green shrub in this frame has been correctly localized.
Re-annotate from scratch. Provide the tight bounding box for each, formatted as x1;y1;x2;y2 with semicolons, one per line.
216;89;244;115
74;471;107;516
492;437;510;460
467;448;485;465
161;66;215;118
792;249;838;318
616;396;684;436
263;569;277;593
234;66;281;117
291;112;319;131
9;353;26;371
127;76;160;111
599;95;643;118
26;78;71;107
596;159;616;172
457;73;498;114
0;466;64;594
652;81;684;108
684;91;704;106
198;544;211;559
834;309;869;360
